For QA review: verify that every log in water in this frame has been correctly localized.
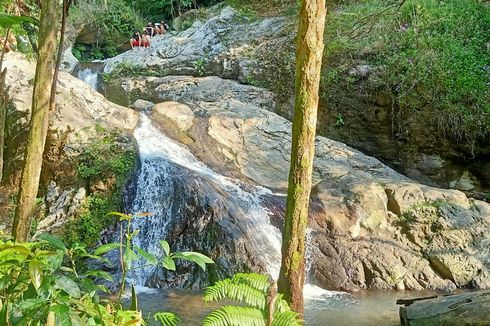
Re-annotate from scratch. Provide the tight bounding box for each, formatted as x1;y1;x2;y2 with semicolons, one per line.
399;290;490;325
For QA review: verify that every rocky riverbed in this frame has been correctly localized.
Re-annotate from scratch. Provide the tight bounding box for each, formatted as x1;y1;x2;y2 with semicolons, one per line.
1;5;489;295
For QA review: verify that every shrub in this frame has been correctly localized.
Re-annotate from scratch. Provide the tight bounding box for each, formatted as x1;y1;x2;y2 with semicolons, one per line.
70;0;145;60
322;0;490;146
63;129;137;247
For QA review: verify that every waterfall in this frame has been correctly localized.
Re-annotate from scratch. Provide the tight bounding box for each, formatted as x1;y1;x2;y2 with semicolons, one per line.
72;62;104;92
126;114;283;286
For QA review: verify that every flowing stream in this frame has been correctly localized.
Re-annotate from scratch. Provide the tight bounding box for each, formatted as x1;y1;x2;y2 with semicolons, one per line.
75;65;414;325
126;114;282;284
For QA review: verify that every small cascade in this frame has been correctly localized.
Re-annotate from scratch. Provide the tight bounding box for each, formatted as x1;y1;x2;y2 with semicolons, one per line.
304;228;342;300
126;114;283;286
72;62;104;92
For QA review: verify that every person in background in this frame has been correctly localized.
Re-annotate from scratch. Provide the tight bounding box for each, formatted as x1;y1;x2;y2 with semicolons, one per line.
161;21;170;32
130;31;141;50
155;22;162;35
145;22;155;37
141;30;151;48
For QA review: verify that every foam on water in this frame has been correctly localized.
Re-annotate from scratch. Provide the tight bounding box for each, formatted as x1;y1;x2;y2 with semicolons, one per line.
76;67;99;91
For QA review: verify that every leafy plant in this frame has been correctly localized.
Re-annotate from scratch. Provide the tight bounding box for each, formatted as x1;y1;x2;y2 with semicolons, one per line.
194;58;206;76
64;130;137;247
103;62;162;81
109;212;215;310
202;273;302;326
0;211;214;325
335;113;344;127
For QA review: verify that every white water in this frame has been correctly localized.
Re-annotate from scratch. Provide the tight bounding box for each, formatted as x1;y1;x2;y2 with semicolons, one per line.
76;67;99;91
128;114;283;284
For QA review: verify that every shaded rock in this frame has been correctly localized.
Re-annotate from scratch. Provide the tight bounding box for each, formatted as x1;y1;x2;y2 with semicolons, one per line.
34;182;86;237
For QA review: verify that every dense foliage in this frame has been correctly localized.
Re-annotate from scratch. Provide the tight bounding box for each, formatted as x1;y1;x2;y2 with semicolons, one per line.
63;129;136;247
0;213;213;325
124;0;221;23
323;0;490;145
70;0;145;61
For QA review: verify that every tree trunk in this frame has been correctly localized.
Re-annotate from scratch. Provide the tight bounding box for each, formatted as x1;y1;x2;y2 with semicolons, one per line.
12;0;59;242
0;26;11;184
50;0;70;112
277;0;326;317
0;68;7;184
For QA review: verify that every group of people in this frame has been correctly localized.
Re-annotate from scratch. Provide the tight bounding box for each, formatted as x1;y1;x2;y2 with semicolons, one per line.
130;21;170;49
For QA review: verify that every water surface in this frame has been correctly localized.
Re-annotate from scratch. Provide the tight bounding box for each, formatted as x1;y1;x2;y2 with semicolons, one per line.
136;288;436;325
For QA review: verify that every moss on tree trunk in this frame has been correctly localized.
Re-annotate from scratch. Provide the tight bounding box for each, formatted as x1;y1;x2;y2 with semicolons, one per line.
12;0;59;241
278;0;326;316
0;68;7;184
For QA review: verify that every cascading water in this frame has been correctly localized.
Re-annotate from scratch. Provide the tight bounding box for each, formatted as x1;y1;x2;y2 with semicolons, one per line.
72;62;104;92
126;114;283;286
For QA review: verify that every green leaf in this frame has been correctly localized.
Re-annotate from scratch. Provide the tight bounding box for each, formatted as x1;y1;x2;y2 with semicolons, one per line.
18;298;49;313
154;312;180;326
39;234;67;251
203;279;267;309
0;14;38;28
172;252;214;271
46;251;64;271
85;270;114;282
134;246;157;265
51;304;71;326
162;256;176;271
159;240;170;256
55;275;81;298
29;260;43;290
130;285;138;311
93;243;120;256
123;247;138;270
0;244;32;256
202;306;266;326
106;211;132;221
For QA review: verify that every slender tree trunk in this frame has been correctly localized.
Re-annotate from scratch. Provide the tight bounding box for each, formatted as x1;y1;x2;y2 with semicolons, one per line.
50;0;70;112
0;68;8;185
12;0;59;241
0;27;11;184
278;0;326;316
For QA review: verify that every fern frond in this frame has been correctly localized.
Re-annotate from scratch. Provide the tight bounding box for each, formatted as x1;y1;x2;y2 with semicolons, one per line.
273;294;291;313
202;306;266;326
272;311;302;326
154;312;181;326
203;279;267;309
232;273;270;293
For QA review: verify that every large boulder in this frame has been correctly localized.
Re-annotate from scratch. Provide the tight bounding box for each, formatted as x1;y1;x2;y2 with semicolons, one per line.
127;74;489;292
103;6;288;83
0;52;139;234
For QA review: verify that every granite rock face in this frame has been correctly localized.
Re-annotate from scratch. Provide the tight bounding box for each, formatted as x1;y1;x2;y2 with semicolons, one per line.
121;73;490;292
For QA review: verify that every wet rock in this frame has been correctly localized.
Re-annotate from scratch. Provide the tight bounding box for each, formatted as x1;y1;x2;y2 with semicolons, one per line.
130;99;154;112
